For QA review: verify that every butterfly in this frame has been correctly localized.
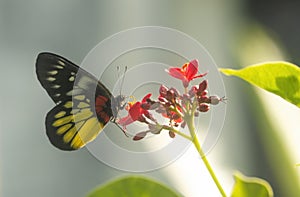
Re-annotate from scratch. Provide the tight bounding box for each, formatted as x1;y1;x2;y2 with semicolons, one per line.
36;52;125;151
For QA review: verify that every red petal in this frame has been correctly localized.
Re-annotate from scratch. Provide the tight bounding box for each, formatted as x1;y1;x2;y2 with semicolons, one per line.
167;67;185;80
118;115;134;127
128;102;142;121
142;93;152;103
186;59;199;80
192;72;208;79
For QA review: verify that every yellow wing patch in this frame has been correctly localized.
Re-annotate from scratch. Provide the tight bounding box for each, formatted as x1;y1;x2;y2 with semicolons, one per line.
57;123;72;134
46;98;107;150
78;102;90;108
77;117;104;143
54;111;66;118
52;115;73;127
74;95;85;101
64;101;73;108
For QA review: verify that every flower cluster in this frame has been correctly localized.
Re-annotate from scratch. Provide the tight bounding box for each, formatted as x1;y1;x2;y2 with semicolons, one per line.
118;59;225;140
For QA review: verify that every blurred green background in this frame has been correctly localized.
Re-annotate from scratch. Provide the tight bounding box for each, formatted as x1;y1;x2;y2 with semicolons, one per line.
1;0;300;196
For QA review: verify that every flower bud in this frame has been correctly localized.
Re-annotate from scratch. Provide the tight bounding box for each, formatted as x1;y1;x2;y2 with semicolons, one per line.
180;121;186;128
169;131;175;138
158;96;168;103
198;103;210;112
169;87;180;97
133;131;147;141
159;85;168;97
189;86;197;97
149;124;163;134
197;95;209;103
166;91;175;101
201;90;208;96
209;96;220;105
198;80;208;92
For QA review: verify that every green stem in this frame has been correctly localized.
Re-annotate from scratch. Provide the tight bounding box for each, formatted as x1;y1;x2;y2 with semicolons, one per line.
185;114;227;197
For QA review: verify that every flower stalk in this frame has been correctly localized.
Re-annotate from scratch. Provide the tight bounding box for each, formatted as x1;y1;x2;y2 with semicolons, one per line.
185;112;227;197
117;59;227;196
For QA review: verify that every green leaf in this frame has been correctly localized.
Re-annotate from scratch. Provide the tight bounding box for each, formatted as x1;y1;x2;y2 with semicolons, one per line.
220;62;300;107
86;176;183;197
231;172;273;197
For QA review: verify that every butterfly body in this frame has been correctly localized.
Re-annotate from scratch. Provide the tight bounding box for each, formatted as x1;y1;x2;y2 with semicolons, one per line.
36;52;123;150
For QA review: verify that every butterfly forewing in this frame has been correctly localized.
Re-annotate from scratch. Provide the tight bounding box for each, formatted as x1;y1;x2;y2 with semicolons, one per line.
36;52;114;150
36;53;77;103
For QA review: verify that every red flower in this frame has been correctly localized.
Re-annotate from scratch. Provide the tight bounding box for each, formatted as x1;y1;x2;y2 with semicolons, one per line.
118;94;152;128
167;59;207;87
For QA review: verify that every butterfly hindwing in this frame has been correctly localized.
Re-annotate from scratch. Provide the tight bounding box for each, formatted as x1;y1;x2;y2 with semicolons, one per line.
36;52;114;150
46;99;105;150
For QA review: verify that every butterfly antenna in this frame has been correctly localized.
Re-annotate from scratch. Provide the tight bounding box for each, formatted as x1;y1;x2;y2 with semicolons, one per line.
117;65;121;79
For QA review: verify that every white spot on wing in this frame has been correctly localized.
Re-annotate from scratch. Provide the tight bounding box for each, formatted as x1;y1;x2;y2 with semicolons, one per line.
69;76;75;82
47;77;56;82
48;70;58;75
52;84;61;89
58;60;65;66
55;65;64;69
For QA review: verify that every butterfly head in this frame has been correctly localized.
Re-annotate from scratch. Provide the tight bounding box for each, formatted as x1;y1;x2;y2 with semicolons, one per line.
111;94;127;120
